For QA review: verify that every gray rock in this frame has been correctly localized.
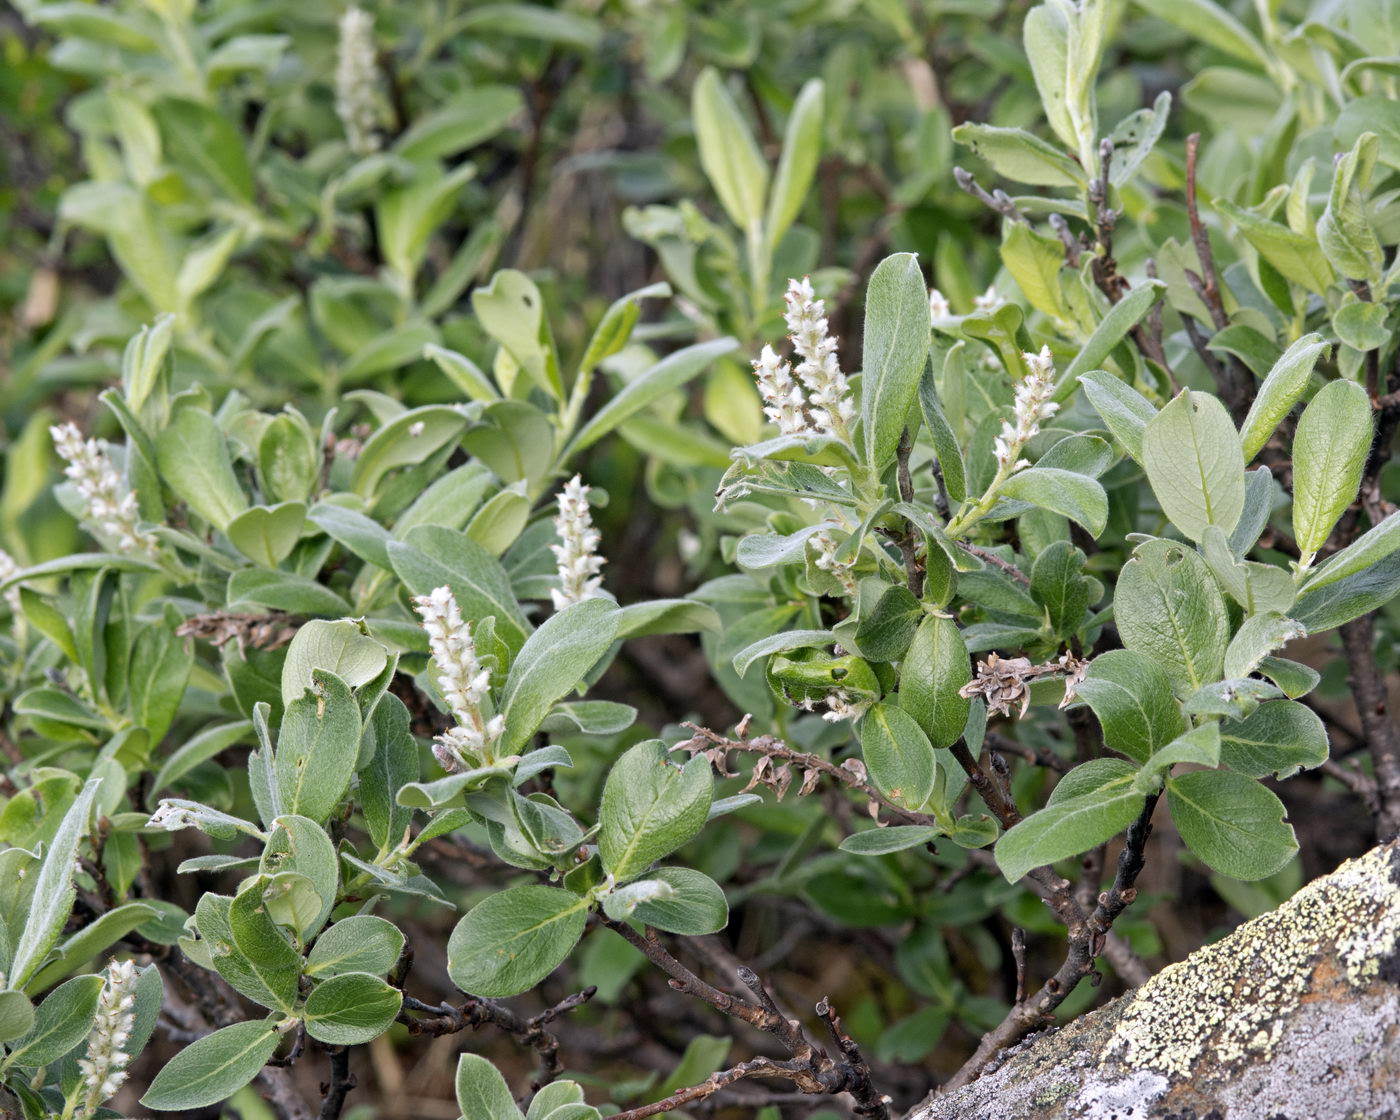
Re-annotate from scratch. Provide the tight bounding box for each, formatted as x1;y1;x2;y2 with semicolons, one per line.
908;840;1400;1120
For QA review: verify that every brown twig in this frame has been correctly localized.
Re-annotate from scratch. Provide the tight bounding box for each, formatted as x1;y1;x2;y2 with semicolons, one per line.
677;722;941;827
317;1047;356;1120
935;794;1159;1096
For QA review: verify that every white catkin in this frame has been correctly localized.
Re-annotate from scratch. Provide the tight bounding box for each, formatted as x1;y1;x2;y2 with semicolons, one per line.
551;475;605;610
335;7;382;155
413;585;503;770
973;284;1005;312
928;288;952;320
78;959;139;1115
810;529;859;598
752;344;810;436
783;277;854;437
993;345;1060;474
50;422;157;555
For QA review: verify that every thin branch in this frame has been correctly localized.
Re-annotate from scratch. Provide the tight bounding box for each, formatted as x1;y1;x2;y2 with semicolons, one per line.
953;166;1028;224
936;794;1160;1096
399;986;597;1091
317;1047;356;1120
677;722;941;827
955;542;1031;586
1338;616;1400;839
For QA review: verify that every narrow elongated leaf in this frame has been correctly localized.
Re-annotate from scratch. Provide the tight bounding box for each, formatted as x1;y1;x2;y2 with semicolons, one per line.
1238;334;1329;460
1142;391;1244;542
500;598;620;754
564;338;738;459
766;79;824;248
1059;281;1165;391
899;615;971;750
9;778;100;989
692;67;767;230
860;703;936;810
1303;510;1400;593
861;253;932;471
154;407;248;531
995;776;1146;882
1293;379;1372;558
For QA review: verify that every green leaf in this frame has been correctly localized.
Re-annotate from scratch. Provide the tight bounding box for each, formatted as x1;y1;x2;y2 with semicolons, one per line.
1114;539;1229;694
499;598;620;755
306;917;405;981
1135;724;1221;794
1318;132;1383;285
1001;221;1070;321
226;886;302;1012
280;620;388;707
227;570;352;617
226;502;307;570
839;825;942;855
423;343;499;404
128;621;192;743
918;361;967;502
1293;379;1372;559
995;468;1107;537
765;79;824;249
275;671;362;825
1215;200;1334;295
1030;540;1090;640
141;1020;281;1111
0;989;35;1047
351;406;469;498
24;901;159;992
1303;510;1400;593
563;337;739;460
1166;770;1297;881
1238;334;1329;461
455;1053;525;1120
303;972;402;1045
1294;550;1400;633
954;123;1086;188
860;703;936;810
1183;678;1283;721
1142;391;1245;542
861;253;932;471
898;615;971;750
1223;612;1305;681
394;85;524;161
1220;701;1329;779
1333;298;1390;353
1078;370;1157;464
9;777;100;989
606;867;728;935
261;816;339;938
853;583;922;662
599;741;713;882
1130;0;1270;67
389;525;531;657
1059;281;1166;393
1072;650;1187;763
995;773;1146;882
154;405;248;531
447;885;588;998
691;67;768;231
152;98;253;202
4;974;102;1066
731;629;834;678
614;599;720;640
